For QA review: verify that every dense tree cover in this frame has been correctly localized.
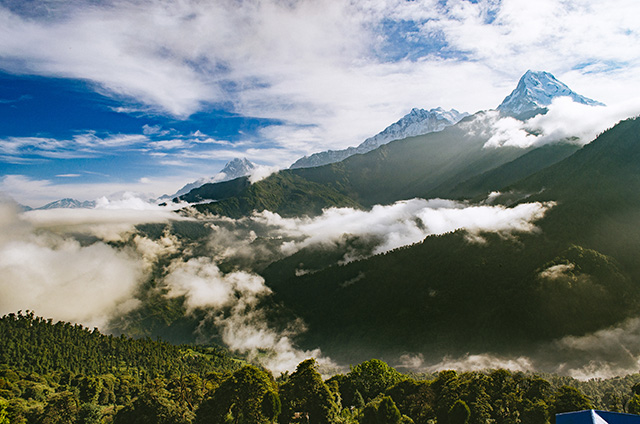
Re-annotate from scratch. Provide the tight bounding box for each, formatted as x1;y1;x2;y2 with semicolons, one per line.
0;311;241;378
2;314;640;423
261;119;640;363
0;312;243;423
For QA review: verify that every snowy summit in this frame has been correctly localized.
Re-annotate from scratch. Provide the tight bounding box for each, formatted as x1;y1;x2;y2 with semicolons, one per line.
165;158;256;199
497;70;604;117
290;107;468;169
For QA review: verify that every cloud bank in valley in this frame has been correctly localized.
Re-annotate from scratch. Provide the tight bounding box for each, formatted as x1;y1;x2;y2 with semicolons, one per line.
413;316;640;381
0;198;338;374
0;201;146;329
252;198;554;259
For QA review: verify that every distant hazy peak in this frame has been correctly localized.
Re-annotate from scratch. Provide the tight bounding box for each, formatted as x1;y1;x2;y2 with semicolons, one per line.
497;70;604;116
220;157;255;177
37;198;96;210
290;107;468;169
166;157;256;199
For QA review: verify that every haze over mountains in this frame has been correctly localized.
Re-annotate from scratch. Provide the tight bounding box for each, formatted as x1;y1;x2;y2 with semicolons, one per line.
163;158;257;200
290;107;469;169
176;71;600;217
4;70;640;378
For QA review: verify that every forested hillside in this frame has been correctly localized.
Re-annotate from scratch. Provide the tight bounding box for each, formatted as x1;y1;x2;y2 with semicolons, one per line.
261;117;640;363
4;313;640;424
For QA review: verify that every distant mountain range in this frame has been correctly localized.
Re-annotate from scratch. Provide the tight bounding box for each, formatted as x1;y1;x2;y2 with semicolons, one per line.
264;116;640;362
115;70;640;367
36;198;96;210
290;107;469;169
289;70;603;170
178;71;598;217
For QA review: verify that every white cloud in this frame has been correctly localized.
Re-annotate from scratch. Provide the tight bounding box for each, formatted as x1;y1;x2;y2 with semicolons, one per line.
484;98;640;148
2;0;638;159
0;132;149;161
0;174;198;208
248;165;280;184
0;201;144;329
163;256;336;374
427;353;534;373
22;200;188;241
253;198;554;258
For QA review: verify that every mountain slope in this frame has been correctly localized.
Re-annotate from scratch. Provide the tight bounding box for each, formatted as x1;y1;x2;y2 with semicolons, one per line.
290;107;468;169
37;198;96;210
262;117;640;363
166;158;256;199
183;71;603;218
506;116;640;270
185;112;535;217
181;171;363;218
446;142;581;199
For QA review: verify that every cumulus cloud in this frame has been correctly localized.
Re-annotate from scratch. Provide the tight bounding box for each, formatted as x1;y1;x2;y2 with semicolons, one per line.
404;316;640;380
484;97;640;149
163;256;336;374
543;318;640;380
248;165;280;184
0;201;144;329
0;132;149;161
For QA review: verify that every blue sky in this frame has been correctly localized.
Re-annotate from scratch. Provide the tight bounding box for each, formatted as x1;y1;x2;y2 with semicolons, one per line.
1;0;640;206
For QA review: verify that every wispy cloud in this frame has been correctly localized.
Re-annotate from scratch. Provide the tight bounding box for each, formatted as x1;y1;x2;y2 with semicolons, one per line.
0;132;149;160
0;174;193;207
1;0;638;158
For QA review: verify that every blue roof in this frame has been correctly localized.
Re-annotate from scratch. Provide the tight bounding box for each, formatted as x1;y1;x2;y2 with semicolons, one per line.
557;410;640;424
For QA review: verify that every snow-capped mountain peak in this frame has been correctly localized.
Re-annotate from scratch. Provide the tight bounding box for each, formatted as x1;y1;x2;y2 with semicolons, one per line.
290;107;468;169
36;198;96;210
497;70;604;116
358;107;469;151
166;158;256;199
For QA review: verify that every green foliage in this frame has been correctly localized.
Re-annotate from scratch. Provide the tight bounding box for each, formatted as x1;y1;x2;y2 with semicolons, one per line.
0;400;9;424
38;391;78;424
449;400;471;424
553;386;593;416
261;390;282;423
0;311;242;379
353;390;365;409
114;387;193;424
628;394;640;415
347;360;405;402
377;396;402;424
521;400;550;424
279;359;339;424
4;314;640;424
77;403;102;424
386;379;435;424
196;365;276;424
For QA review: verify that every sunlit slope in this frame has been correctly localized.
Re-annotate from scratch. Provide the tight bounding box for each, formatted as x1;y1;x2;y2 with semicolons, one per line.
182;114;544;217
